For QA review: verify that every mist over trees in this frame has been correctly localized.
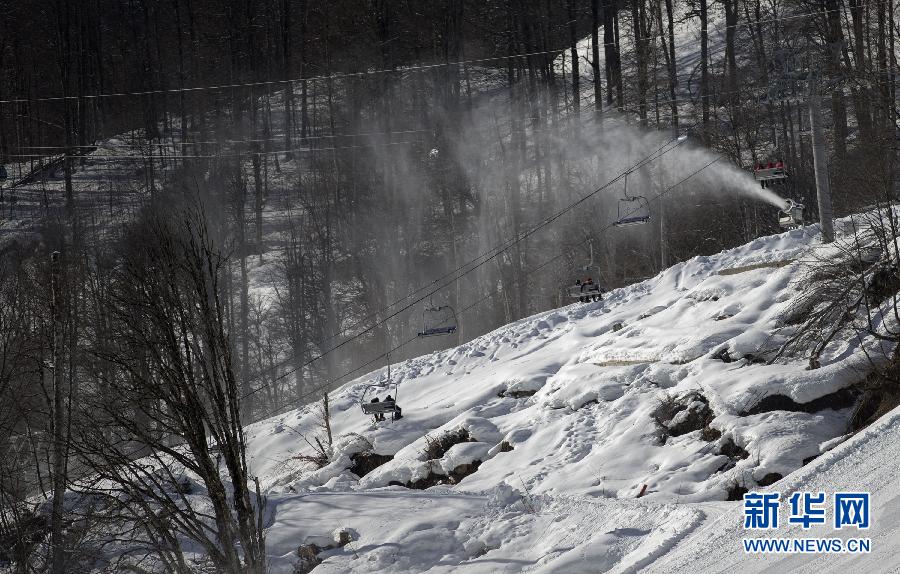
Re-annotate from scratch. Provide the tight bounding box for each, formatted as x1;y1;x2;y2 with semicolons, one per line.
0;0;897;569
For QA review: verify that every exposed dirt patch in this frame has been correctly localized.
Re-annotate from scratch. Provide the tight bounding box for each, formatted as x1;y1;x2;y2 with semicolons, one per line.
718;437;750;460
295;543;323;574
700;426;722;442
497;389;538;398
711;346;769;365
714;436;750;475
398;459;484;490
849;356;900;432
348;451;394;478
654;391;714;440
448;460;483;483
295;529;355;574
866;264;900;306
394;429;484;490
740;387;858;416
802;453;821;465
710;348;733;363
726;482;749;501
756;472;783;487
421;429;474;460
404;473;451;490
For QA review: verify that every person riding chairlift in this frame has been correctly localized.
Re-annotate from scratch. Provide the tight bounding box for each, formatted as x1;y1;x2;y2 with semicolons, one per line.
578;277;594;302
384;395;402;420
584;277;603;302
369;395;402;422
369;397;385;422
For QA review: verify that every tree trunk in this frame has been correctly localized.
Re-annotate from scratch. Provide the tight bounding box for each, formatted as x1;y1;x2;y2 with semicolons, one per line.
49;251;66;574
603;0;622;108
700;0;710;138
569;0;582;116
661;0;678;129
591;0;603;114
631;0;649;126
722;0;739;108
282;0;294;155
824;0;848;163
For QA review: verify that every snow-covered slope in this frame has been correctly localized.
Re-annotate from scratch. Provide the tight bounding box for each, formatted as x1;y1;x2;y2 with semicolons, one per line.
645;404;900;573
246;216;898;573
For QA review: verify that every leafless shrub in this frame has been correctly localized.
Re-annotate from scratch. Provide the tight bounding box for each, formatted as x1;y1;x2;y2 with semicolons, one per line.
293;394;334;470
774;210;900;369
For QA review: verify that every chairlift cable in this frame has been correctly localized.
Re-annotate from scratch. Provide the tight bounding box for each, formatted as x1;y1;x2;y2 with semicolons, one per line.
246;153;722;426
73;159;736;459
0;2;883;107
0;48;568;105
223;108;707;388
238;126;696;406
0;84;773;158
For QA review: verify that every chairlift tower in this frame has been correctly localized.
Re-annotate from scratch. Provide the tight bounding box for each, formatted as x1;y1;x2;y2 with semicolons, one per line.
807;76;835;243
768;48;835;243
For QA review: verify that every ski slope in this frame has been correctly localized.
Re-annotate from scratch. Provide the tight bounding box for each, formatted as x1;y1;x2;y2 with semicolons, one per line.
645;404;900;573
247;214;899;573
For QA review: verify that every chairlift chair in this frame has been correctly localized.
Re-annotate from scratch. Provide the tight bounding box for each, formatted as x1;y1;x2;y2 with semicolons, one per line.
360;382;402;422
778;199;804;229
614;173;651;227
566;239;604;302
754;161;788;188
568;281;602;302
417;305;458;337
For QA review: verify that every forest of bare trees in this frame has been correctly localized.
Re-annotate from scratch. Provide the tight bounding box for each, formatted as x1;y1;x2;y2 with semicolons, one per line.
0;0;898;570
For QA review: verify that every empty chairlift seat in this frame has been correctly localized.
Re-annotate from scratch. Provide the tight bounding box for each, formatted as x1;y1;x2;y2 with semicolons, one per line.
417;305;458;337
614;195;651;227
613;173;650;227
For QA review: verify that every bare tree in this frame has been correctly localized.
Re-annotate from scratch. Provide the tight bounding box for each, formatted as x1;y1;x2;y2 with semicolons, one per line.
72;195;266;573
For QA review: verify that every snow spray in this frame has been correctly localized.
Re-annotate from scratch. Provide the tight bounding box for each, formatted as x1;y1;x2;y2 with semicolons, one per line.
657;142;791;211
730;171;791;211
